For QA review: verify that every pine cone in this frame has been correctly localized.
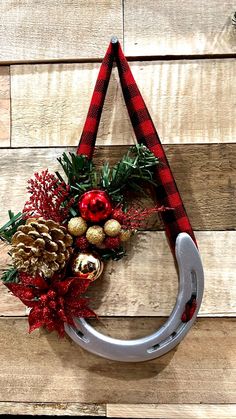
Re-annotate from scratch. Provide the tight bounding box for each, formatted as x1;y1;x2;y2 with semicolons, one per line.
11;218;73;278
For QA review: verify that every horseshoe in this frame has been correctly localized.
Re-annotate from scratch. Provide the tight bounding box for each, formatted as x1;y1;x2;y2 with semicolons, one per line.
65;38;205;361
65;233;204;362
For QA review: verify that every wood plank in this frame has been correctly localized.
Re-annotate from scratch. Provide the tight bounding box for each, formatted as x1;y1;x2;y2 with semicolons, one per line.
0;67;10;147
107;404;236;419
1;231;236;317
0;318;235;404
0;0;122;62
11;59;236;147
0;402;105;416
0;144;235;230
124;0;236;56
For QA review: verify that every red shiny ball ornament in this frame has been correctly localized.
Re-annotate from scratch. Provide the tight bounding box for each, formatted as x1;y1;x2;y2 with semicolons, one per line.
79;190;112;223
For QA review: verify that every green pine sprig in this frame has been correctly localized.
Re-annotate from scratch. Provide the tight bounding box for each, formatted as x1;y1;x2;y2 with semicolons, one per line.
1;267;19;283
100;144;159;203
57;152;98;215
57;152;96;193
0;211;24;243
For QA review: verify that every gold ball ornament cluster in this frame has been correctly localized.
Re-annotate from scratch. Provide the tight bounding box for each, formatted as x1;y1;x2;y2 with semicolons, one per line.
119;229;132;242
68;216;87;236
104;219;121;237
67;212;132;252
86;225;105;245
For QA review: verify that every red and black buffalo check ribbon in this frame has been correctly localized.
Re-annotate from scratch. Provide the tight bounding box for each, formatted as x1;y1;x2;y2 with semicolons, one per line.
77;40;196;253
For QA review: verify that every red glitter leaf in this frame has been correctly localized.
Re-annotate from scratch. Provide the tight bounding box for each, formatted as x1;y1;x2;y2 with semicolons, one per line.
19;272;48;289
71;306;97;318
7;283;38;307
53;277;76;296
66;278;91;300
28;307;45;333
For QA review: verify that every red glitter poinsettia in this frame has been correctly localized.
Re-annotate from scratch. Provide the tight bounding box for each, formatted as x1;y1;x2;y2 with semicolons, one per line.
7;272;96;337
23;170;74;223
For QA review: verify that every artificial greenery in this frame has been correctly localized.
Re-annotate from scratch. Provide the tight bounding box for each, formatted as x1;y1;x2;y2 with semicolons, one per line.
0;211;24;243
1;267;18;283
98;246;126;261
58;145;159;206
57;152;96;192
57;153;97;217
100;144;159;203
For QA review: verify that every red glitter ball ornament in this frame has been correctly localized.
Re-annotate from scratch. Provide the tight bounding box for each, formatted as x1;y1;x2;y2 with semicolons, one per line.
104;236;121;249
79;190;112;222
75;236;90;251
112;207;125;224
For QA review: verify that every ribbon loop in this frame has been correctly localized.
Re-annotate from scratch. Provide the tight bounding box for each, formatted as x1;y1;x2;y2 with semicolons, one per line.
77;41;196;251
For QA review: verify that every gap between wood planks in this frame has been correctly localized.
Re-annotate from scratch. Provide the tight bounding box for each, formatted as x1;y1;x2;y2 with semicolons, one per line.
0;401;105;416
0;402;235;417
0;52;235;66
106;403;236;419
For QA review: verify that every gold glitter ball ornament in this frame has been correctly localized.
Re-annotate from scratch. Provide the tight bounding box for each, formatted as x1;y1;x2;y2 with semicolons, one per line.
72;252;104;281
86;225;105;246
104;219;121;237
68;216;87;236
119;229;132;242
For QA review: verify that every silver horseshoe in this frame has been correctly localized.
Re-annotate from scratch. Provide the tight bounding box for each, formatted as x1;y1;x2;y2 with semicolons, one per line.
65;232;204;362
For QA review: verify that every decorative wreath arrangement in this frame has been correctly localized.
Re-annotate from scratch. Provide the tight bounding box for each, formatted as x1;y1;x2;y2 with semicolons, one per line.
0;38;204;361
0;144;169;336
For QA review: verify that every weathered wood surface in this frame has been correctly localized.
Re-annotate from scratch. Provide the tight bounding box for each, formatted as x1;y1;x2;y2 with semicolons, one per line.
0;318;235;404
0;0;123;62
0;1;236;62
1;231;236;317
1;144;236;230
0;402;105;416
107;403;236;419
11;59;236;147
124;0;236;56
0;1;236;416
0;66;10;147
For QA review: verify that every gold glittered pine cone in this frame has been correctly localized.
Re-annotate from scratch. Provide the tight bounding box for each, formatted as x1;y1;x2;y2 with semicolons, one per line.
11;217;73;278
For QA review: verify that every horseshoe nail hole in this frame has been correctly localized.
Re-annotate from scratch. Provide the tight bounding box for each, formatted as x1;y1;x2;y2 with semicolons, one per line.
191;269;197;294
149;343;160;351
148;268;199;353
147;324;186;353
75;330;90;343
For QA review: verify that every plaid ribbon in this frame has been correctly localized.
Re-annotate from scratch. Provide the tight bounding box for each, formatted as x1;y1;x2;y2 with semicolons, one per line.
77;41;196;252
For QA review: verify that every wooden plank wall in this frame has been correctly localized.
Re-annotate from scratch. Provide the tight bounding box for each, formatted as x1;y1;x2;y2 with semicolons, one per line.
0;1;235;417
